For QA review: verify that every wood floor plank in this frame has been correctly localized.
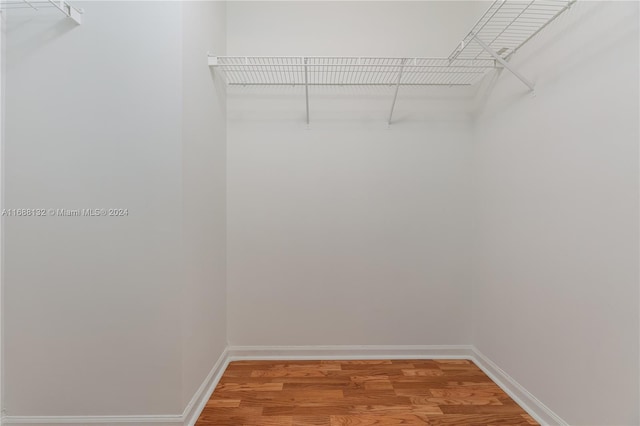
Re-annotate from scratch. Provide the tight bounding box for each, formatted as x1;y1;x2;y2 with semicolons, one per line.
251;369;330;378
401;369;445;377
428;388;503;398
199;406;263;416
336;360;393;365
330;414;429;425
242;390;346;405
197;415;294;425
410;396;503;406
439;404;527;415
347;404;443;415
340;363;416;370
283;382;355;391
263;405;355;416
293;416;332;425
205;398;241;408
427;414;533;425
195;359;539;426
363;381;394;391
215;382;285;392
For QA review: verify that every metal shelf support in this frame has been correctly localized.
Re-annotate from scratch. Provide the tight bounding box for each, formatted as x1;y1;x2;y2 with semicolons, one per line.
49;0;81;24
472;35;535;92
388;59;407;127
304;57;310;126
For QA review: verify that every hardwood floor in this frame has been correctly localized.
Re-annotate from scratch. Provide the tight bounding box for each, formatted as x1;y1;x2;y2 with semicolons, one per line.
196;359;539;425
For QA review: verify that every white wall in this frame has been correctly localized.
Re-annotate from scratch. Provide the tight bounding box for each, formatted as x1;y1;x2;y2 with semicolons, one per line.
226;2;483;346
180;0;227;411
472;2;639;425
0;8;5;418
4;1;228;419
5;2;183;416
227;1;487;58
228;121;473;345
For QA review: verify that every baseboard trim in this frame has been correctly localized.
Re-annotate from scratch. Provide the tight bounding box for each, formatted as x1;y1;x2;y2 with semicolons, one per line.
227;344;474;360
182;348;230;426
2;415;183;425
471;347;568;426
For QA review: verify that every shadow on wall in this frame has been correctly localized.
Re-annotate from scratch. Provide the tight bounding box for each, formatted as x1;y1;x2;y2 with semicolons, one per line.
210;67;226;114
226;84;479;124
5;13;78;69
515;1;633;72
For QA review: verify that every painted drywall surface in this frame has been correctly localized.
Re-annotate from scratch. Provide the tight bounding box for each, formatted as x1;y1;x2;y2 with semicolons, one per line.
0;11;5;419
225;2;484;346
227;121;473;345
227;1;488;58
181;1;227;411
4;2;183;416
472;2;639;424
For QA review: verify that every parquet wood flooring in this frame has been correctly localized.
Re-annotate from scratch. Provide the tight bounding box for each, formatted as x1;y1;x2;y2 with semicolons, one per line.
195;359;539;425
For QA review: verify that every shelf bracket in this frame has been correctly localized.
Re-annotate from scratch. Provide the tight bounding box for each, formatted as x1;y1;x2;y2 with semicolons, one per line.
304;57;310;127
472;35;534;92
388;58;407;127
0;0;82;23
48;0;82;24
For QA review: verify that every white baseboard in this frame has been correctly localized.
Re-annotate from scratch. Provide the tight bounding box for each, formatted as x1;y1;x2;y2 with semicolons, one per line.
1;415;183;425
3;345;568;426
227;344;474;360
182;348;230;426
471;347;568;426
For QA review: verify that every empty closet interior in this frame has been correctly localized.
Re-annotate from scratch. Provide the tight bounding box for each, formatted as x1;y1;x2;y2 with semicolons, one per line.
1;1;639;425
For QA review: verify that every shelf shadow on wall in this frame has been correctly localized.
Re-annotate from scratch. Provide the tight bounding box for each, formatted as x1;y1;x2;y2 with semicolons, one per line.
5;12;78;70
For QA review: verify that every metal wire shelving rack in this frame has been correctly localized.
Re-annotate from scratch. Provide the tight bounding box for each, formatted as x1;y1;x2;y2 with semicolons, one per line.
450;0;575;62
0;0;82;24
209;0;576;125
209;57;496;87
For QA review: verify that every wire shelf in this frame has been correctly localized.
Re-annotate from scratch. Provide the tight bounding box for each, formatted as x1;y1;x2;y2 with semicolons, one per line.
210;57;496;87
211;1;576;89
0;0;82;24
449;0;574;61
209;0;576;124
